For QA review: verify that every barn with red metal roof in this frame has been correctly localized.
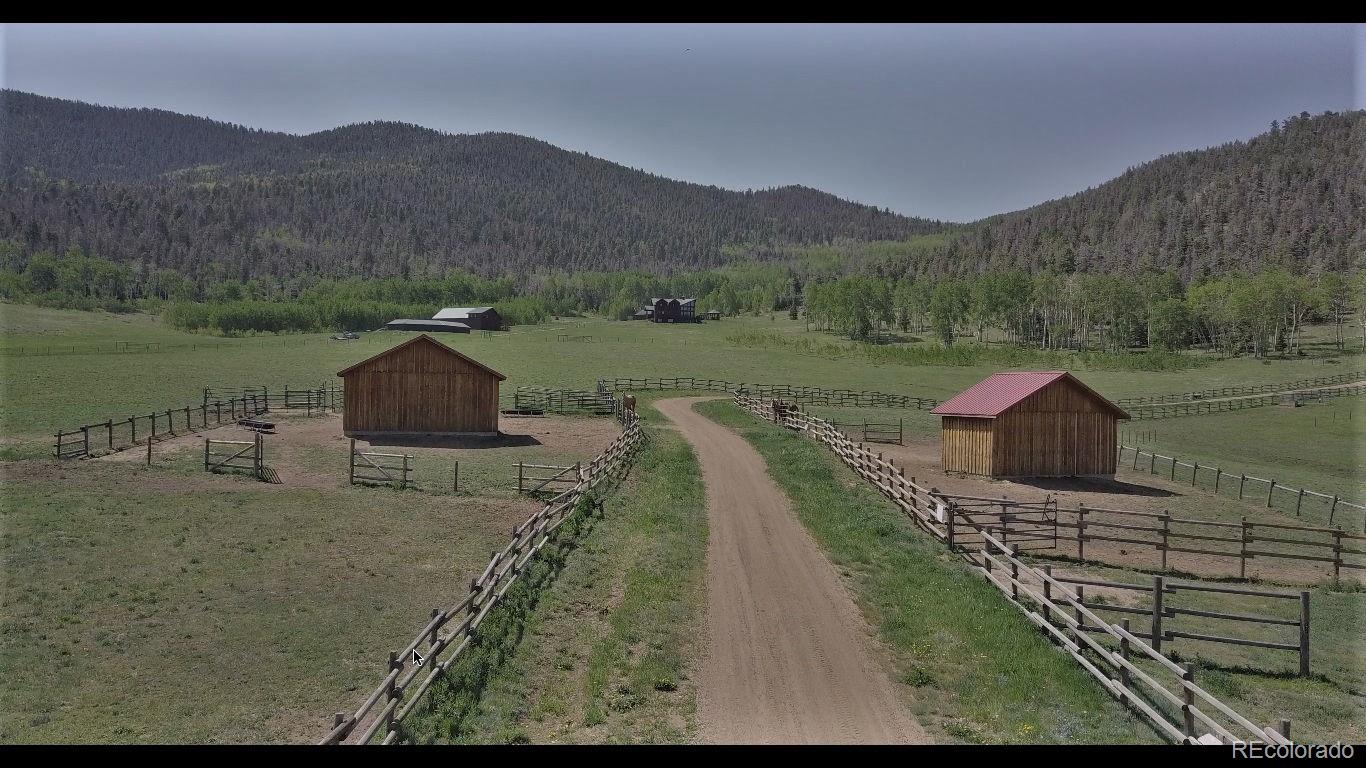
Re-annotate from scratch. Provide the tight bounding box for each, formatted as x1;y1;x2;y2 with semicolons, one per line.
932;371;1128;478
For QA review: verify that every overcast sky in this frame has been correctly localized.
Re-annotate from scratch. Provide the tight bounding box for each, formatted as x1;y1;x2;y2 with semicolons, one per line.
1;23;1360;222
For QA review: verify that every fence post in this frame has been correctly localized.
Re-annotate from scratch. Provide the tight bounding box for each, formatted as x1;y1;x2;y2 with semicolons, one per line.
1191;461;1198;486
1332;529;1342;587
1119;618;1132;691
204;438;209;471
1267;479;1276;508
1295;489;1304;518
946;503;956;551
402;454;409;490
1009;543;1019;601
146;433;152;466
1238;473;1246;500
1151;575;1164;652
1214;468;1222;494
130;416;137;444
517;462;523;494
82;426;90;457
1180;663;1195;739
1042;564;1051;606
1329;496;1338;526
1077;505;1087;561
1298;591;1310;677
453;461;459;494
1161;515;1170;570
1238;517;1250;579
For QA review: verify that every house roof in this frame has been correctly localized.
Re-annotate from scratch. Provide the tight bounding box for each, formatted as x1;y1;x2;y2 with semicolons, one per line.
930;371;1128;419
432;307;495;320
383;318;471;332
650;297;696;305
336;333;507;380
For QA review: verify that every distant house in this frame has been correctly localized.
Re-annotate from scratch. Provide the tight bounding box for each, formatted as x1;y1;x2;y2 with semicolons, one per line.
651;297;697;323
931;371;1129;478
704;309;722;321
631;308;653;320
383;318;471;333
432;307;504;331
337;334;505;437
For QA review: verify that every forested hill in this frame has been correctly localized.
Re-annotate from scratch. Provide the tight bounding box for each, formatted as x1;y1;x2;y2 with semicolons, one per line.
0;90;945;278
942;109;1365;278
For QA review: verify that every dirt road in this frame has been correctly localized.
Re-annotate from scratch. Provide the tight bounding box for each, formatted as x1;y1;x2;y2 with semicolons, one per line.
655;397;926;744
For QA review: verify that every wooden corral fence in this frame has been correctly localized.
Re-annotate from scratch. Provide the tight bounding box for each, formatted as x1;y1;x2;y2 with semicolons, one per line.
974;529;1292;746
732;392;1292;745
320;402;646;745
1117;444;1366;531
349;440;412;489
1117;371;1366;406
1125;382;1366;420
556;334;594;343
515;462;581;496
204;434;265;480
596;376;939;410
510;386;615;415
54;394;269;460
829;418;904;445
1038;568;1312;676
204;382;342;413
946;494;1366;586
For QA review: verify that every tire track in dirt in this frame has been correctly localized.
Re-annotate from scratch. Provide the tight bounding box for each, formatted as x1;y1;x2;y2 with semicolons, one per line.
655;397;927;744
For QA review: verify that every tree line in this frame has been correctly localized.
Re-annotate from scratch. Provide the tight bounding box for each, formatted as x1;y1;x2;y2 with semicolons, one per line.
801;267;1365;357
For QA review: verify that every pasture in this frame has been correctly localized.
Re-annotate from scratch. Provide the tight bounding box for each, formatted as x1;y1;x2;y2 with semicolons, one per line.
1;301;1362;744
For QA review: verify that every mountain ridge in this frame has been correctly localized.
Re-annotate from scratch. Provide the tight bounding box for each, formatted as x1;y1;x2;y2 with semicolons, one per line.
1;89;1360;280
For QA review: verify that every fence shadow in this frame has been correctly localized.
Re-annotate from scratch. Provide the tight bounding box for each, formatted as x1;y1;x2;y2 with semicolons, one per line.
363;433;542;449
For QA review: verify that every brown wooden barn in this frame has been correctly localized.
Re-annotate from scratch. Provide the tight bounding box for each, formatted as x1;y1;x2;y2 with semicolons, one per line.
931;371;1128;478
336;334;506;437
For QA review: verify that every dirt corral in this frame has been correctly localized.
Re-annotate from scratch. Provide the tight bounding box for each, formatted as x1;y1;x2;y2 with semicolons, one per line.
850;434;1355;585
96;411;623;498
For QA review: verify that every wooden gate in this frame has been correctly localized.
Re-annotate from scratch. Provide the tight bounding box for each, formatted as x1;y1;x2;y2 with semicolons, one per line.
349;439;412;489
204;433;264;480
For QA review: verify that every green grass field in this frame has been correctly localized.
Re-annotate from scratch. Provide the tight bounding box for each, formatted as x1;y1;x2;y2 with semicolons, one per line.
2;302;1362;743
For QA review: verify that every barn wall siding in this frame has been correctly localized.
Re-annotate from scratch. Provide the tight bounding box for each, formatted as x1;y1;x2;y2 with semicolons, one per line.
341;338;500;434
941;377;1120;478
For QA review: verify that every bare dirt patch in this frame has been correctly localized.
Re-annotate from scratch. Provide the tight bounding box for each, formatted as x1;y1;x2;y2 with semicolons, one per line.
867;436;1345;584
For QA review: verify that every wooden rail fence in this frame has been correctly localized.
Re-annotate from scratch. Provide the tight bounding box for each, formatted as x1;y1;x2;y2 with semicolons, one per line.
1117;371;1366;406
945;494;1366;587
596;376;939;410
204;382;342;413
349;440;412;489
511;386;615;415
1125;382;1366;420
1117;444;1366;531
204;434;265;480
733;393;1293;745
320;401;646;745
54;395;269;460
830;418;904;445
515;462;581;496
1036;568;1311;675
